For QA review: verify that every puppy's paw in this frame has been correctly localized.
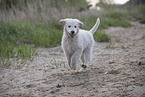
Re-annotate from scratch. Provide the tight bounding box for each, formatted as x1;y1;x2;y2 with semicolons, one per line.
78;67;86;72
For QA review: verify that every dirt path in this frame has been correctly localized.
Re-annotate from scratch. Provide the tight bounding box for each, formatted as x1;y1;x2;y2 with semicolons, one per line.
1;21;145;97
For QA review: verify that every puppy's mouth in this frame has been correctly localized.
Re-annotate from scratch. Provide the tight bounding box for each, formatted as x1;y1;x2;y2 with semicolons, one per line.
69;33;76;38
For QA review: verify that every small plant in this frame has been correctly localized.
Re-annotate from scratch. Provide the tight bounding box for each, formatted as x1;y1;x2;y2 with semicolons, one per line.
0;44;38;69
49;57;66;69
43;58;66;70
115;38;121;42
105;41;117;49
94;30;111;42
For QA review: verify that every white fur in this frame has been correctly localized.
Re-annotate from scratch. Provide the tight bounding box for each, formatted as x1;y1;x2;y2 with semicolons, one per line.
59;18;100;72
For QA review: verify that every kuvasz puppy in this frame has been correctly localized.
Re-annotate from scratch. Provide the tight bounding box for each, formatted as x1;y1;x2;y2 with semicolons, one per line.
59;18;100;72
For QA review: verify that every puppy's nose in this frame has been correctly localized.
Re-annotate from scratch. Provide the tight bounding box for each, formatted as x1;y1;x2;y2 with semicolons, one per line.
71;31;75;34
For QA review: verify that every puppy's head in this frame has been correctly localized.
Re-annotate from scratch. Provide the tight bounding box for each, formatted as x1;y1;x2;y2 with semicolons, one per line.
59;18;83;38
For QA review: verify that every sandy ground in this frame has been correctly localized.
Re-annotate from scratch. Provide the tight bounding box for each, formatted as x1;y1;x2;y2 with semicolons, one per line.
0;21;145;97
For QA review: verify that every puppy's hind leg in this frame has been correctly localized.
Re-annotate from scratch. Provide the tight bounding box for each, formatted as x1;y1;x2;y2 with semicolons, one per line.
80;53;85;64
84;48;92;67
79;48;92;72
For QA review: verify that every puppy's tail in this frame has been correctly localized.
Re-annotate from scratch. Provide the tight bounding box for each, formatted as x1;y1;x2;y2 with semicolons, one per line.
90;18;100;34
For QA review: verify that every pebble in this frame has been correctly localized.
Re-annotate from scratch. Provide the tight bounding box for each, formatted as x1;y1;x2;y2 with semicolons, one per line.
138;57;145;65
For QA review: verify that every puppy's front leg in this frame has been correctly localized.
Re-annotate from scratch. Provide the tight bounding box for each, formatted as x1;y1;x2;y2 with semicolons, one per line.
71;49;82;70
64;51;72;69
78;48;92;72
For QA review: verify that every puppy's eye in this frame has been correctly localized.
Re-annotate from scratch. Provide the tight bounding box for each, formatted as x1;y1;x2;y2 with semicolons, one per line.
74;26;77;28
68;25;71;28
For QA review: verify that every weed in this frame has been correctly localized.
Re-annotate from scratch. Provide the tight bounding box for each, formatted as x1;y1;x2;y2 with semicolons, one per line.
43;58;66;70
115;38;121;42
49;57;66;69
105;41;118;49
94;30;111;42
0;43;38;68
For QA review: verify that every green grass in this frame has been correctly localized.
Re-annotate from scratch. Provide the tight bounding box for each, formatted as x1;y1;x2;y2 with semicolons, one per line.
103;11;130;19
0;43;38;68
0;22;38;68
101;11;133;28
81;11;132;29
125;4;145;24
105;41;118;49
137;4;145;24
102;18;132;28
42;58;66;71
5;20;62;47
94;30;111;42
79;11;132;42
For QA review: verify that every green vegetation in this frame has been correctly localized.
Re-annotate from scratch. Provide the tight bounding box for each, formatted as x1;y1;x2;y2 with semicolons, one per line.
49;57;66;69
125;0;145;24
0;22;39;68
43;58;66;71
8;20;62;47
105;41;118;49
132;4;145;24
94;30;111;42
0;43;38;68
138;5;145;23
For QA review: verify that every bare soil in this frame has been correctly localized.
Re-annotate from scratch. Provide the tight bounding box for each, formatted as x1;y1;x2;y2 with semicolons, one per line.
0;21;145;97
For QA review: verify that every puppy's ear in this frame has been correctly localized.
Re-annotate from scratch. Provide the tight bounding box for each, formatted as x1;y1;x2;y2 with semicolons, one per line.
58;19;66;25
78;20;83;26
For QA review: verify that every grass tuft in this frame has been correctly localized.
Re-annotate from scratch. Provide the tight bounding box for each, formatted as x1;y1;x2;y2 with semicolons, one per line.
0;44;38;69
94;30;111;42
105;41;118;49
43;58;66;71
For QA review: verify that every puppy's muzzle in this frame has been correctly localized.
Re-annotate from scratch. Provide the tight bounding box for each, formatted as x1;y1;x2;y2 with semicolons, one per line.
69;31;75;38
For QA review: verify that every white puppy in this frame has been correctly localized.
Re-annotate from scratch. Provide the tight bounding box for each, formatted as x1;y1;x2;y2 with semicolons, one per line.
59;18;100;72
